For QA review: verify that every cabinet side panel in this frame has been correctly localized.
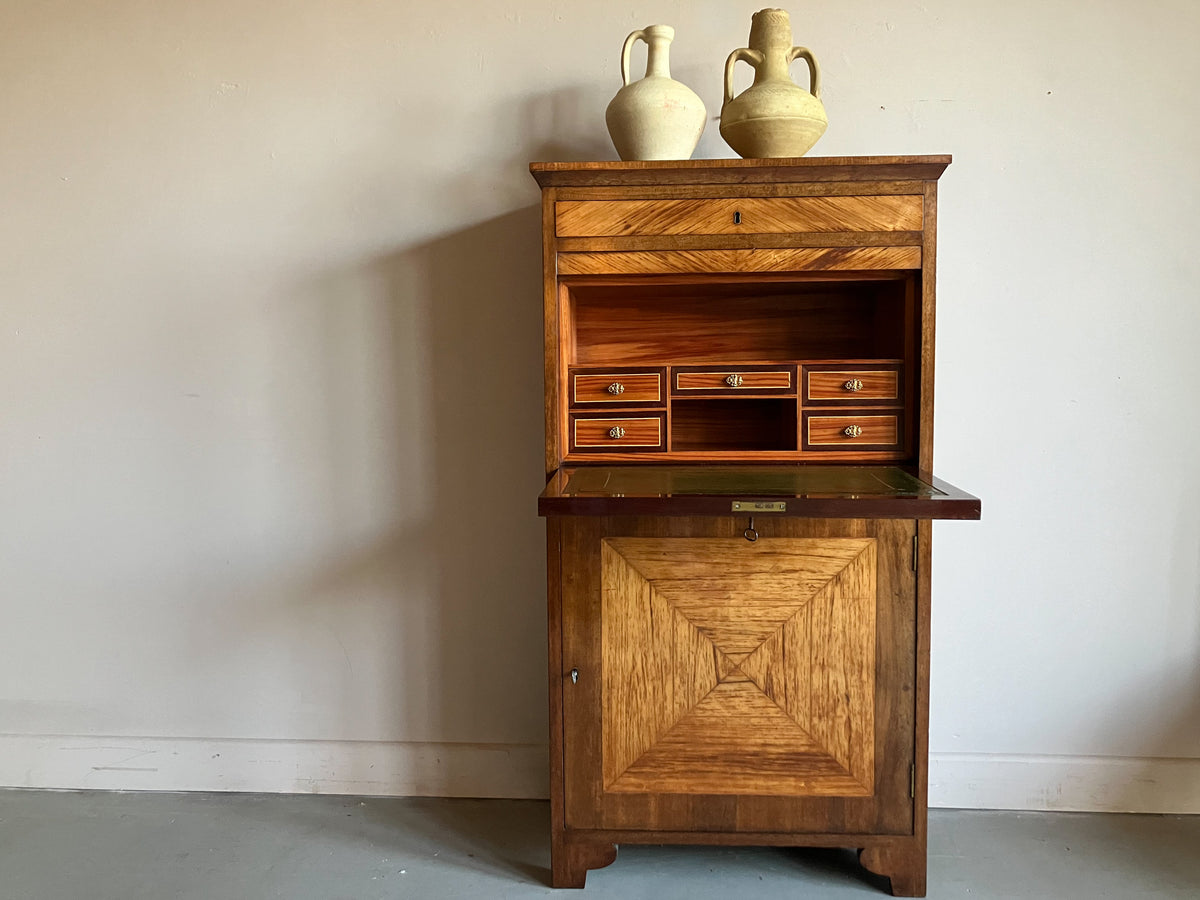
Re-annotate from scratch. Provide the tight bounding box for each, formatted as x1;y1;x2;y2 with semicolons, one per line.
913;518;934;856
560;517;606;829
546;519;566;840
542;187;562;474
918;183;937;470
876;517;919;834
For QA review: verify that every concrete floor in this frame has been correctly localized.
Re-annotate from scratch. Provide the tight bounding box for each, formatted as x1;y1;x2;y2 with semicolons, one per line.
0;791;1197;899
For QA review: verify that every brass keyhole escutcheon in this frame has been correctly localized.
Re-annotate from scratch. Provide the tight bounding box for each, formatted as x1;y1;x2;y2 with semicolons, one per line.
570;668;579;684
607;382;625;395
608;426;626;439
733;211;742;225
844;379;864;392
725;373;744;388
844;425;864;438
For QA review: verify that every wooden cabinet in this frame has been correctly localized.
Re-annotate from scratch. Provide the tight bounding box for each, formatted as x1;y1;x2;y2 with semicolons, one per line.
531;158;980;896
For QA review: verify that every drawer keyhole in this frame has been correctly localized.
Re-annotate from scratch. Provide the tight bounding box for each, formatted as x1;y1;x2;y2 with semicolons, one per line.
733;211;742;225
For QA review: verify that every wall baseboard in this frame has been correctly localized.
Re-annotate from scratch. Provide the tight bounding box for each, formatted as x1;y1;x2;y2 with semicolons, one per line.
0;734;548;798
929;752;1200;814
3;736;1197;814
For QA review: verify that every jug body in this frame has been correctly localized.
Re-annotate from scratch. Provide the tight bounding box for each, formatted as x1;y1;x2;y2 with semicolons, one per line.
606;25;706;161
720;9;827;158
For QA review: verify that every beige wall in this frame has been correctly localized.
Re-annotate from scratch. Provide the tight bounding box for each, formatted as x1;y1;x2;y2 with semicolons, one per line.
2;1;1197;810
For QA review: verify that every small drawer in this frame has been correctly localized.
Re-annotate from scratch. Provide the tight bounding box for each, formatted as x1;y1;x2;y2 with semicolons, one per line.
570;413;666;453
571;368;664;406
803;412;902;451
673;365;796;395
556;195;923;237
804;365;902;405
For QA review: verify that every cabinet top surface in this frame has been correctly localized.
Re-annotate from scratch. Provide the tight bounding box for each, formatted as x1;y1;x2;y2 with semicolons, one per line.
529;155;951;188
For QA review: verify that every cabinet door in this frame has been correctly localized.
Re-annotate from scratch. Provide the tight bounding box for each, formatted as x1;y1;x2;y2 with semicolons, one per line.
559;516;916;835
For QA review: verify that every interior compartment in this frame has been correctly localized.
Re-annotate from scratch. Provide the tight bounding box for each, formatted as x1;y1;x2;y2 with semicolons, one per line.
566;273;914;366
671;399;797;452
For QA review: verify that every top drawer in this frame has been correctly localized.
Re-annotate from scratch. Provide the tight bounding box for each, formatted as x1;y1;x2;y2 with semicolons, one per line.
556;195;923;237
673;364;796;395
571;368;664;406
804;364;902;405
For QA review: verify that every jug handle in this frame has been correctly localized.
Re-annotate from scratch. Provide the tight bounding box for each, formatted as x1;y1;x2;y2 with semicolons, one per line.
620;30;648;87
724;48;764;105
788;46;821;99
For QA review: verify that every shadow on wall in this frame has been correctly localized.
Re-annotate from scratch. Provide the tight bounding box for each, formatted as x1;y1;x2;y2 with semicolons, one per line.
516;89;615;166
291;101;619;763
189;89;616;785
296;205;550;771
392;204;549;749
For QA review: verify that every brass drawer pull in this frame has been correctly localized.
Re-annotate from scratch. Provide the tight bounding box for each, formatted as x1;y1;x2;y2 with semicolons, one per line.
843;425;864;437
608;426;627;439
844;379;864;392
725;373;744;387
607;382;625;395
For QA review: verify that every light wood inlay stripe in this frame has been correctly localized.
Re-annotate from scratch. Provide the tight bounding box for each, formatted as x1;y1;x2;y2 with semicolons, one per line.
558;247;922;276
556;196;923;237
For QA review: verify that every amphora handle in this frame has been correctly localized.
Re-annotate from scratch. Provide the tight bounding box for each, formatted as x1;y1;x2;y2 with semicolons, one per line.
788;46;821;99
620;30;648;86
723;47;765;105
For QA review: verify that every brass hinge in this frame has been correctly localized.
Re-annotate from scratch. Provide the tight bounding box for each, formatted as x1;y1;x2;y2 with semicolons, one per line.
910;764;916;798
911;534;918;572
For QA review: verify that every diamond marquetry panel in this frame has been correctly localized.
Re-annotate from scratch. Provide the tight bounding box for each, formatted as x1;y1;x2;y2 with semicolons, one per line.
601;538;876;797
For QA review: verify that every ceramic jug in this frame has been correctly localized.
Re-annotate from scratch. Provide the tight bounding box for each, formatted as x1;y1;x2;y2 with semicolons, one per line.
720;8;827;158
605;25;706;161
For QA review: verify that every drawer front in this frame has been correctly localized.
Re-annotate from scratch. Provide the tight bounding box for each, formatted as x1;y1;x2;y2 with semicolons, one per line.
571;369;664;406
673;365;795;395
556;195;923;237
804;412;902;451
805;367;901;405
570;414;665;452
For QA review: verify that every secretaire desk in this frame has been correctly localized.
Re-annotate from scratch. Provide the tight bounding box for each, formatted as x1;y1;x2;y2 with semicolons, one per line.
530;157;980;897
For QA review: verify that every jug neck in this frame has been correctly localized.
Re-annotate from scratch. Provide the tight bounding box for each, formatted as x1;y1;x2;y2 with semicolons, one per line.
757;50;792;83
643;29;673;78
